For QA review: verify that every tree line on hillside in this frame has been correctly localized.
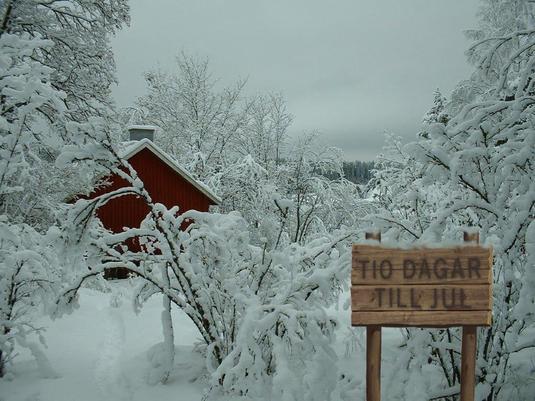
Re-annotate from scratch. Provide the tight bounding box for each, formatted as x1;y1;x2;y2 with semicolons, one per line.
321;160;374;185
343;160;374;184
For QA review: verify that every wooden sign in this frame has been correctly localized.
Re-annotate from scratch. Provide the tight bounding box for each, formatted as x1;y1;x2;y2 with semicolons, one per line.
353;235;493;401
352;245;493;327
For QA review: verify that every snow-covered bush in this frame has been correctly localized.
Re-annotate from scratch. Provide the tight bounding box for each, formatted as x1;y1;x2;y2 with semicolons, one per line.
112;52;371;397
55;140;360;397
0;220;61;378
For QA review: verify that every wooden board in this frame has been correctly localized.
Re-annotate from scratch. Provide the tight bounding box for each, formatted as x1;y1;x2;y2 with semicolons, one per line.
351;266;491;285
352;245;492;285
351;244;493;327
351;311;492;327
351;285;491;311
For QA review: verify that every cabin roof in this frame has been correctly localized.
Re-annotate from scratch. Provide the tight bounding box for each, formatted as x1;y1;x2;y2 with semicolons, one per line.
119;139;221;205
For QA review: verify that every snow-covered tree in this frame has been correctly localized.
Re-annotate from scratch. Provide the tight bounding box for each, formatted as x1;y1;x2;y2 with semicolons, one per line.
209;132;370;248
237;93;293;170
0;0;129;377
273;134;364;242
0;28;65;377
132;53;368;242
423;89;449;125
1;0;129;226
372;1;535;399
2;0;129;122
419;89;450;139
131;53;250;180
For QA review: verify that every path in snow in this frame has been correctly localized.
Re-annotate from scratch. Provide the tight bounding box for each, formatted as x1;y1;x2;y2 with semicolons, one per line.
94;305;133;401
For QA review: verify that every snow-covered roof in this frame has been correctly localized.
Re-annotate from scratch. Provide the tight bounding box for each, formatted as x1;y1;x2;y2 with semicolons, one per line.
119;139;221;205
126;124;160;131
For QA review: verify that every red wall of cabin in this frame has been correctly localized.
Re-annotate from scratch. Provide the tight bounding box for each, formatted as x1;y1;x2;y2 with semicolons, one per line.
89;147;214;240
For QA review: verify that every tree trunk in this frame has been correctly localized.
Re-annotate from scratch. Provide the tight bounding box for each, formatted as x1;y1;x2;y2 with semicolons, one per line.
160;267;175;383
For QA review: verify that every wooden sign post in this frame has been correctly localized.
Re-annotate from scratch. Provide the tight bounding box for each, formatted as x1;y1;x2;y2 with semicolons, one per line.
352;232;492;401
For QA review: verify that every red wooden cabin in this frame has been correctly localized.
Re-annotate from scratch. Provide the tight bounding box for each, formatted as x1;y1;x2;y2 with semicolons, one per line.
87;126;220;278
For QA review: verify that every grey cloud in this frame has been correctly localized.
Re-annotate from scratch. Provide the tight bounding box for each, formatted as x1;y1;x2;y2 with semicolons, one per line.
111;0;480;161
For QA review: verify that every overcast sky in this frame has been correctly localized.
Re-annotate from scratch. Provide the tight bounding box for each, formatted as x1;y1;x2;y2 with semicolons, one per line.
111;0;480;161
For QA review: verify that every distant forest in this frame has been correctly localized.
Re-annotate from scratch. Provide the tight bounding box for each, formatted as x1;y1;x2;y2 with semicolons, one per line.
343;160;374;184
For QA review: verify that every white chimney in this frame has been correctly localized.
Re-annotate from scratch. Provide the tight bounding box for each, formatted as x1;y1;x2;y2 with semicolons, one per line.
128;125;158;142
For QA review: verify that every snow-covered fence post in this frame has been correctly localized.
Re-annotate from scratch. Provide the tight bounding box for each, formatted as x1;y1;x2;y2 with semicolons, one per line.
364;231;382;401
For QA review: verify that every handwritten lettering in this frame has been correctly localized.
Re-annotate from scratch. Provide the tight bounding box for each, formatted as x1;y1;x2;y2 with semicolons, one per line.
357;257;485;281
371;287;472;309
403;259;415;279
468;257;481;278
379;260;393;279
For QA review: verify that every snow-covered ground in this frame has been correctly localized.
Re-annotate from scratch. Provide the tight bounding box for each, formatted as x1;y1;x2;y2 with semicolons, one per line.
1;282;403;401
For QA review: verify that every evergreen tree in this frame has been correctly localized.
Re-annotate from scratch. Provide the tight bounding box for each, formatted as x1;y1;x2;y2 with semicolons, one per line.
419;88;450;139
